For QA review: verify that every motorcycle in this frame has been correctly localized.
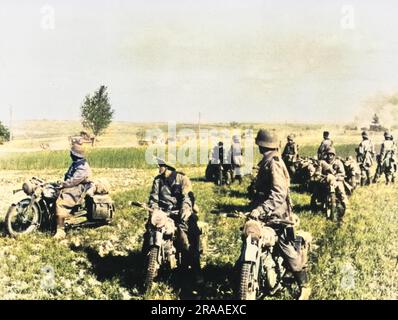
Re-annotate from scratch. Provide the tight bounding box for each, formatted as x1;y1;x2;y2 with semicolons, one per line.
231;212;309;300
5;177;115;237
310;174;343;221
132;201;183;295
205;161;234;186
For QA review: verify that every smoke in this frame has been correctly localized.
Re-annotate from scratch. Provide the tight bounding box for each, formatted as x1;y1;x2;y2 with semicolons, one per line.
355;92;398;129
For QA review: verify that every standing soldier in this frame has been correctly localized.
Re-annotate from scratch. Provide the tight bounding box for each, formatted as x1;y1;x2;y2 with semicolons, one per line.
145;158;202;283
355;131;375;186
249;129;311;300
54;142;92;239
379;131;397;184
282;134;299;178
317;131;333;160
228;135;244;184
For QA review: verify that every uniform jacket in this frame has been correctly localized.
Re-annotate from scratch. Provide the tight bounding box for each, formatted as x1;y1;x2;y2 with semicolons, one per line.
149;171;193;211
62;159;92;188
357;139;375;167
318;158;346;181
228;142;244;166
317;139;333;160
252;150;291;219
282;142;298;162
380;140;397;163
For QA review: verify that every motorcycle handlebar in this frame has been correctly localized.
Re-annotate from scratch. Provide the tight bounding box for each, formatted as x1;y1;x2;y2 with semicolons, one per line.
130;201;179;215
224;211;295;226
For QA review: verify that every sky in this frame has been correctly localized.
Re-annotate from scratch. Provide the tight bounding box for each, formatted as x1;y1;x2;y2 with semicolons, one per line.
1;0;398;124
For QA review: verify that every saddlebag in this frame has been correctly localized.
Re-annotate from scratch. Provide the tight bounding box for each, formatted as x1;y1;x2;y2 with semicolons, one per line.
87;194;115;221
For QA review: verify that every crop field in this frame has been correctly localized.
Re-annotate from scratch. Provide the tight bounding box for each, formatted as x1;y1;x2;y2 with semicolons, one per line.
0;122;397;300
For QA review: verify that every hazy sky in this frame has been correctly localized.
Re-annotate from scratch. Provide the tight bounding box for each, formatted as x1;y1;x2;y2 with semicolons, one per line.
1;0;398;123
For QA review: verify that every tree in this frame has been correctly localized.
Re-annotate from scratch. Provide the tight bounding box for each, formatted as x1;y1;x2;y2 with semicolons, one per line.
0;121;10;144
81;85;114;145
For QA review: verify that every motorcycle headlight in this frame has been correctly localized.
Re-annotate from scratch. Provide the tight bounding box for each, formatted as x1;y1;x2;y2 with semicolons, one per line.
262;227;277;247
151;209;167;228
22;181;36;195
243;220;262;241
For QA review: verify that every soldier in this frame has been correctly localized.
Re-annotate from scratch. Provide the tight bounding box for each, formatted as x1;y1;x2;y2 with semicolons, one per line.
282;134;299;178
146;158;202;283
228;135;244;184
317;131;333;160
379;131;397;184
343;156;361;193
355;131;375;186
249;129;311;300
316;146;348;221
54;142;92;239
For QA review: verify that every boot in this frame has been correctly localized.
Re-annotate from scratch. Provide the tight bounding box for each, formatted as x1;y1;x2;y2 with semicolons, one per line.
54;227;66;240
54;216;66;239
294;270;311;300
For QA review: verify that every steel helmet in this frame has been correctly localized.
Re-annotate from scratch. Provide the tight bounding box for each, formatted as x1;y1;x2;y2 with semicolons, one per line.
384;131;392;139
255;129;279;149
325;146;336;155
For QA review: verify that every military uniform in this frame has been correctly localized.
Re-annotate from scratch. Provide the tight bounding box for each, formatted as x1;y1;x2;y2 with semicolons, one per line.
316;158;348;212
56;158;92;218
228;139;244;183
147;170;201;273
356;138;375;185
282;140;299;177
317;138;333;160
251;150;306;273
380;138;397;184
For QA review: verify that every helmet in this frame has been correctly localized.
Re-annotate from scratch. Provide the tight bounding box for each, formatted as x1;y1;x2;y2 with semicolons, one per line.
384;131;392;139
361;131;368;138
325;146;336;155
287;134;294;141
255;129;279;149
323;131;330;138
155;157;176;171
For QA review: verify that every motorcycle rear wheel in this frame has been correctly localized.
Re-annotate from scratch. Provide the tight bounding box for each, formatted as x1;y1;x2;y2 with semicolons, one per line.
5;199;42;237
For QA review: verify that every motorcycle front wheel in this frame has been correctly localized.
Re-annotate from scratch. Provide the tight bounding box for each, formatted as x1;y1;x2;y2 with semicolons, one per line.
144;247;160;295
325;193;336;221
238;262;257;300
5;199;42;237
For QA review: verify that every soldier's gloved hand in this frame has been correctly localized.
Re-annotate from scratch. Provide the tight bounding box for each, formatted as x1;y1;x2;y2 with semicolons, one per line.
249;208;262;220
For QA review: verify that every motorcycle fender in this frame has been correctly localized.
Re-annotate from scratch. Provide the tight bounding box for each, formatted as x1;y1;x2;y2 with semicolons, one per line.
149;231;163;247
242;235;259;263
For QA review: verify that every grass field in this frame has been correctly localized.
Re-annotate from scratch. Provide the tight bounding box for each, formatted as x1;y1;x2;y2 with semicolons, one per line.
0;164;397;299
0;121;397;300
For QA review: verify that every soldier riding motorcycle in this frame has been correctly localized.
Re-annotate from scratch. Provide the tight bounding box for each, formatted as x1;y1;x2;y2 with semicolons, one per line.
237;129;311;300
310;147;348;223
140;158;202;294
5;144;114;238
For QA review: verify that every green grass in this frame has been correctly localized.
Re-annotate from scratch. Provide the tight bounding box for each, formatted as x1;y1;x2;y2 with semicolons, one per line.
0;148;150;170
2;166;398;300
0;143;363;171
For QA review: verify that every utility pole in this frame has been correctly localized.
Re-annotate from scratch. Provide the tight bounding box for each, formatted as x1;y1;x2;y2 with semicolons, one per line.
198;112;201;138
9;105;13;141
